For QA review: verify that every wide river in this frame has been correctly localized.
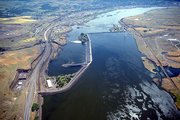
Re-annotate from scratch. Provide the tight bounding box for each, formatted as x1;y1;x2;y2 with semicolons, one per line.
43;7;180;120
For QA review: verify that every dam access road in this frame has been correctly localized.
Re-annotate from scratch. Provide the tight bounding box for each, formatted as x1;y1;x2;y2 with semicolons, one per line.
24;26;53;120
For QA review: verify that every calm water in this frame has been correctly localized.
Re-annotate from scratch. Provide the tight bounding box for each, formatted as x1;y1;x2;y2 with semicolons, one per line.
48;7;160;76
43;32;180;120
44;7;180;120
48;42;85;76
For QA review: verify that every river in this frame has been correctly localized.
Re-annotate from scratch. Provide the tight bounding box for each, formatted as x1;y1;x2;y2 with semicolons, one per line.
43;7;180;120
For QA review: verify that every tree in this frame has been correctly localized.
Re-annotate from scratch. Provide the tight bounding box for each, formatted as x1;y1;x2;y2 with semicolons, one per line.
143;30;147;32
31;103;39;112
56;74;74;88
34;115;39;120
78;33;88;44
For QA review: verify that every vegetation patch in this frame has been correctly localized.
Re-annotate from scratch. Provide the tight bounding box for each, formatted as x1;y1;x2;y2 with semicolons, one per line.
46;73;75;88
34;115;39;120
56;74;75;88
170;89;180;109
78;33;89;44
31;103;39;112
21;37;37;43
0;16;36;24
141;57;156;73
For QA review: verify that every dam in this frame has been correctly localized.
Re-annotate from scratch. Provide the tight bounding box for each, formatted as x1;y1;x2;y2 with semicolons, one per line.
43;32;180;120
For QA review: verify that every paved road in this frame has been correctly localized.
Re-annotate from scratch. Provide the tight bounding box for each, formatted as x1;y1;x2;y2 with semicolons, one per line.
24;27;52;120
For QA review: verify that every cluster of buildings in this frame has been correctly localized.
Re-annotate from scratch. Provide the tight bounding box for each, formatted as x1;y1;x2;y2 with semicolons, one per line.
10;69;30;91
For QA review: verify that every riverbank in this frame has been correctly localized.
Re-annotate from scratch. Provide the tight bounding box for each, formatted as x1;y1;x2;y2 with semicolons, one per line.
121;7;180;108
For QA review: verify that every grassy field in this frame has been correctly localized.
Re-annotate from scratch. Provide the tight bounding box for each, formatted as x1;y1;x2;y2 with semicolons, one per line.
0;46;40;119
123;8;180;109
21;37;37;43
162;77;180;108
0;16;36;24
0;16;38;49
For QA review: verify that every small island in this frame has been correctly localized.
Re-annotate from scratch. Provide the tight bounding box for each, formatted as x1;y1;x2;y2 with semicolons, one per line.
78;33;89;44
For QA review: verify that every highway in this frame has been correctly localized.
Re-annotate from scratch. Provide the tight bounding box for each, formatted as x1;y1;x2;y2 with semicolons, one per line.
24;26;52;120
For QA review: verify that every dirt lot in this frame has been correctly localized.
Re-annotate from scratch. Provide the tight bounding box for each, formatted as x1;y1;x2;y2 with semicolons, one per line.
123;7;180;108
0;46;40;120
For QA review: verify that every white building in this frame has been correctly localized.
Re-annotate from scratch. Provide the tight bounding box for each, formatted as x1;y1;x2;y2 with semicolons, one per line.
46;80;53;88
18;81;23;85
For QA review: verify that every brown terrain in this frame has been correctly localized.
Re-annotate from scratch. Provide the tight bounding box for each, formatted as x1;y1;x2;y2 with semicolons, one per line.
0;46;40;120
122;7;180;108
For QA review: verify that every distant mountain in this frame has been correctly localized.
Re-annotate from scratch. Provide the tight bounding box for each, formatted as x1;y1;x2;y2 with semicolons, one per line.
0;0;179;17
94;0;179;5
